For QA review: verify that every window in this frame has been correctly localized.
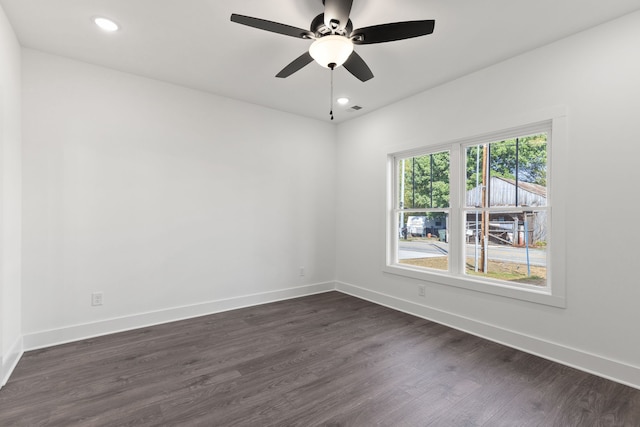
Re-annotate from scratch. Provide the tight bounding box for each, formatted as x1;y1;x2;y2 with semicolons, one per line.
396;151;450;271
464;133;548;287
387;117;566;307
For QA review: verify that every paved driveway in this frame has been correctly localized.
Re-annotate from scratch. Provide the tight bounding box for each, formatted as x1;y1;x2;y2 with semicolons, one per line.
398;240;546;266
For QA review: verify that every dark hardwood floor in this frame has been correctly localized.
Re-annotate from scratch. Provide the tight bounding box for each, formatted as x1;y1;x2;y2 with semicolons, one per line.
1;292;638;426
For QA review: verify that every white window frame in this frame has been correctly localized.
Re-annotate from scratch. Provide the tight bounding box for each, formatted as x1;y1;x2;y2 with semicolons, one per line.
384;112;567;308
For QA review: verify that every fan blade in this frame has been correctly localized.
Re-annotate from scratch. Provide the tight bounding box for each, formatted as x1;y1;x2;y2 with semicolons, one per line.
323;0;353;31
231;14;313;39
343;51;373;82
352;20;435;45
276;52;314;78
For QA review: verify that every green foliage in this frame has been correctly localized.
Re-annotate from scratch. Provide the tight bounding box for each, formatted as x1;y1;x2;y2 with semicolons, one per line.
466;133;547;190
401;151;450;209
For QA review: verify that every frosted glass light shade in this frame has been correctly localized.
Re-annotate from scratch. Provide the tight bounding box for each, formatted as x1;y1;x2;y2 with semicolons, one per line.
309;35;354;68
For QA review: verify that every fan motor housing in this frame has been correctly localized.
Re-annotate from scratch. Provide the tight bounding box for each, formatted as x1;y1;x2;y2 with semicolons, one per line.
311;13;353;37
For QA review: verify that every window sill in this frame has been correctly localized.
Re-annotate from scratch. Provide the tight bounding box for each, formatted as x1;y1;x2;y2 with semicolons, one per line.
382;264;566;308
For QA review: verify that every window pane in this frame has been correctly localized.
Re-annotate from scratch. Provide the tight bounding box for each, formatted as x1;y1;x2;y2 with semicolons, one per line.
466;134;547;208
464;210;547;286
398;151;450;209
398;212;449;271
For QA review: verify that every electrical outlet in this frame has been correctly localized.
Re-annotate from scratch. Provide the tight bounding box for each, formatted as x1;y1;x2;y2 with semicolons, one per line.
299;267;305;277
91;292;103;306
418;285;426;297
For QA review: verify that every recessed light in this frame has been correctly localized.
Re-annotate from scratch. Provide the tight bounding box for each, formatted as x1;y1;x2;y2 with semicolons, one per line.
94;17;119;32
337;97;349;105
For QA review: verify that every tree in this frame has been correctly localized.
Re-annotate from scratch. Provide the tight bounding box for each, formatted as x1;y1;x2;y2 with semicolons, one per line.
466;133;547;191
402;151;450;209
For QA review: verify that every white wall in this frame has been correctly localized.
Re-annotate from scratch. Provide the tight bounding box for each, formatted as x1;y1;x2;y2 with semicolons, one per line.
335;11;640;387
21;50;337;347
0;4;22;386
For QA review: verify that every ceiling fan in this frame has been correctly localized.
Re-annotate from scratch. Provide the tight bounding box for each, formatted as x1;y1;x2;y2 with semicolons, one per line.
230;0;435;82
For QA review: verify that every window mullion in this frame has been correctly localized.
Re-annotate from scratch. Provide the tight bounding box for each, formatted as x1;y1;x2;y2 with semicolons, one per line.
449;144;462;274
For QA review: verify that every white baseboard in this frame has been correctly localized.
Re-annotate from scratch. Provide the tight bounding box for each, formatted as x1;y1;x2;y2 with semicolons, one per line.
23;282;335;351
1;336;24;388
335;281;640;390
16;280;640;392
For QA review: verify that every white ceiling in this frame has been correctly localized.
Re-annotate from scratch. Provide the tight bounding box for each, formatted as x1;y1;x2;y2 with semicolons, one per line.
3;0;640;123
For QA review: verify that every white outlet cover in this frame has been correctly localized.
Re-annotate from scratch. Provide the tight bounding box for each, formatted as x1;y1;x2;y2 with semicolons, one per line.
91;292;103;306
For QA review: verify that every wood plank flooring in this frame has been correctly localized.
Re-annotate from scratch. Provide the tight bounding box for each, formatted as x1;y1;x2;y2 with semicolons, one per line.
1;291;639;426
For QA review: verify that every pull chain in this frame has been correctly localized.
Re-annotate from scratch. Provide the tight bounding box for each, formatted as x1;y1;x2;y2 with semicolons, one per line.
329;63;336;121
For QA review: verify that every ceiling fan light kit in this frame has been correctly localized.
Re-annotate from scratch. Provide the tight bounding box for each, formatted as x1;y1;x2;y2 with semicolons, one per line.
231;0;435;119
309;35;354;69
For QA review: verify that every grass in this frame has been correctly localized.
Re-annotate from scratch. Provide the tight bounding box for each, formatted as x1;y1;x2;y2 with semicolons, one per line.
400;256;546;286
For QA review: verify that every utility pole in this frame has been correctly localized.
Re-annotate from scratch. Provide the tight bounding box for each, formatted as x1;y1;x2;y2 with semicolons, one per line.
480;144;489;273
